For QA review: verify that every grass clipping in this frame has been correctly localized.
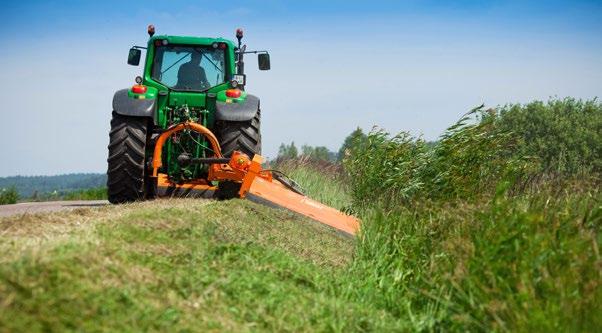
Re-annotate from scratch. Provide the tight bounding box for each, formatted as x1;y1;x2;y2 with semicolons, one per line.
0;199;389;332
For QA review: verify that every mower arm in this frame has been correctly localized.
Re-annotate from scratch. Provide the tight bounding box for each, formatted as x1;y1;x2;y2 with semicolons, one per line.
151;121;360;236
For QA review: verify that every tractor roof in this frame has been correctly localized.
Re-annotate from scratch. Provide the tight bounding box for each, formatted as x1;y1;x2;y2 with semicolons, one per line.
149;35;236;47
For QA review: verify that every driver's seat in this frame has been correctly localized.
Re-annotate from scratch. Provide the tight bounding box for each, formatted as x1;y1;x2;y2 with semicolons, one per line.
175;62;203;90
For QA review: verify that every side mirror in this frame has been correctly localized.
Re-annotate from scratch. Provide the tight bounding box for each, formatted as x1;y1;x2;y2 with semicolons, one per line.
258;53;270;70
128;48;141;66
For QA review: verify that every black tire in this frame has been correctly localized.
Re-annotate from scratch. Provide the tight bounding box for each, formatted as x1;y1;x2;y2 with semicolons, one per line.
107;114;150;203
214;110;261;199
216;110;261;158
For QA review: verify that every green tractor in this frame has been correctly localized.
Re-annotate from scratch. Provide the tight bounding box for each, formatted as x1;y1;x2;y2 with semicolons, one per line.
107;25;270;203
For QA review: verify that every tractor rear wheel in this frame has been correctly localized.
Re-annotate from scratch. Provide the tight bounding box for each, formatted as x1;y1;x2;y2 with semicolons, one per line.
216;110;261;158
107;114;150;203
214;110;261;199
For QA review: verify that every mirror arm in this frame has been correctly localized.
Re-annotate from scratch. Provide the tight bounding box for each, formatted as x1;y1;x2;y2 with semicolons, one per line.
241;50;268;55
132;46;147;50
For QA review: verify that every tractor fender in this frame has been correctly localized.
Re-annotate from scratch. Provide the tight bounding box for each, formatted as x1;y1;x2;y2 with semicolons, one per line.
215;94;259;122
112;89;157;124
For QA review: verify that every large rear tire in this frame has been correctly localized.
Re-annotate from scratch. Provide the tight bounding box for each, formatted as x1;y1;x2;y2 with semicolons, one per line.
214;110;261;199
216;110;261;158
107;114;150;203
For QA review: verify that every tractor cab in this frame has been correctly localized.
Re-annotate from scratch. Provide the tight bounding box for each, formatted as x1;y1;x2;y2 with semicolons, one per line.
126;26;270;93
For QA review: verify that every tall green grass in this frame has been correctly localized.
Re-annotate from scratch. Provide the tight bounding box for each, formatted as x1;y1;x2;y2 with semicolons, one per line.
344;189;601;331
272;158;352;210
343;106;530;207
339;98;602;331
344;99;601;207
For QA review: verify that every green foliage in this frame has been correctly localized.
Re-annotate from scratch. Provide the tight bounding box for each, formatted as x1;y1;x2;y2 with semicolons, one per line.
278;141;298;160
273;159;351;210
0;173;106;198
278;142;337;162
341;97;602;331
25;187;107;202
342;129;429;206
61;187;107;201
300;145;335;162
496;98;602;174
338;127;368;161
343;106;519;206
344;99;601;207
0;187;19;205
346;190;601;331
426;107;527;199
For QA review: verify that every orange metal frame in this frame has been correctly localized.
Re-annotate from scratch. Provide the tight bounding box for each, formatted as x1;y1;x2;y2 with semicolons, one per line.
152;122;222;177
150;122;360;235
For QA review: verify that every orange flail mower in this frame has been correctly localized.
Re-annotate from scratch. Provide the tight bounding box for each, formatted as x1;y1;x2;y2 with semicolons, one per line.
149;122;360;236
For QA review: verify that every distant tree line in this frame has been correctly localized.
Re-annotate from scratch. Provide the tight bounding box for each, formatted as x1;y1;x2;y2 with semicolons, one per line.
0;173;107;199
277;127;368;163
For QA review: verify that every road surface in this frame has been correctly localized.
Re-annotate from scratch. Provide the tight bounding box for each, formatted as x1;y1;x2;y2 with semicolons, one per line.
0;200;108;218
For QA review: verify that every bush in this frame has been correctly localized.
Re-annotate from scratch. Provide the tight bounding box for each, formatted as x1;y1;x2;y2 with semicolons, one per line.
341;98;602;331
343;106;526;206
344;99;601;207
0;187;19;205
496;98;602;175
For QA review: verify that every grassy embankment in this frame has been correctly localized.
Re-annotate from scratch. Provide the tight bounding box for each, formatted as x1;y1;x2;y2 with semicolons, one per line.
1;200;387;332
0;98;600;331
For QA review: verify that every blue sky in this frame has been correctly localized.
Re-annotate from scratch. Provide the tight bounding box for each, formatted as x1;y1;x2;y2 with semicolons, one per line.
0;0;601;176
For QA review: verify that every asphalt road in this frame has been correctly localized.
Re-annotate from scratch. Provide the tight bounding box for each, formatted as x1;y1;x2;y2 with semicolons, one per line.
0;200;109;218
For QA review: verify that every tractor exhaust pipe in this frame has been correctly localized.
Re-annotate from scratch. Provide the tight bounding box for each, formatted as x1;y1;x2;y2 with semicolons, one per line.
235;28;244;76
